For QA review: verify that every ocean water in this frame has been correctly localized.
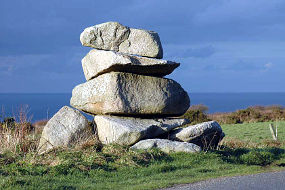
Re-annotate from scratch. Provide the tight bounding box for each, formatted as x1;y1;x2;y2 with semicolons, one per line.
0;93;285;122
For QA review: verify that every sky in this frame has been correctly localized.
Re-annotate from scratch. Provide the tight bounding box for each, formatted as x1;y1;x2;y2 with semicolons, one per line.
1;0;285;93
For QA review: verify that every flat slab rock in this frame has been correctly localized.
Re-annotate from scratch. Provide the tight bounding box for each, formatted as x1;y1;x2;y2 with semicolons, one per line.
82;49;179;80
80;22;163;58
131;139;201;153
169;121;225;148
38;106;91;154
70;72;190;116
94;115;190;146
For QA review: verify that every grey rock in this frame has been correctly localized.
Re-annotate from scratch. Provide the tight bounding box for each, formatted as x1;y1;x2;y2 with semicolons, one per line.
169;121;225;149
131;139;201;153
94;115;190;146
82;49;179;80
80;22;163;58
38;106;91;154
70;72;190;116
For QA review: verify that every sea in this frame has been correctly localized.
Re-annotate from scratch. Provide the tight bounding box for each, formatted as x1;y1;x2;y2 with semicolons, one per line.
0;93;285;122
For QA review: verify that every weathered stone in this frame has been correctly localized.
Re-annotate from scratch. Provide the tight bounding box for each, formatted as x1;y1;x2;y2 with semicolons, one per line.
131;139;201;153
70;72;190;116
82;49;179;80
169;121;225;148
38;106;91;154
80;22;163;58
94;115;189;146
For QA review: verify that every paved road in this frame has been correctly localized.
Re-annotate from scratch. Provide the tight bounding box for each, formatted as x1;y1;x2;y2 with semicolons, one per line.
162;171;285;190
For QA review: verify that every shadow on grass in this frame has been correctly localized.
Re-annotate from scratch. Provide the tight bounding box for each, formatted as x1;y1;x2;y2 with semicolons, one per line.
213;146;285;166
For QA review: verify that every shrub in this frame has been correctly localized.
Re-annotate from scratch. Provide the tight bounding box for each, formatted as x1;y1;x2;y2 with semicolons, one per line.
189;104;209;113
240;150;275;166
32;119;48;135
2;117;16;130
209;105;285;124
182;104;210;124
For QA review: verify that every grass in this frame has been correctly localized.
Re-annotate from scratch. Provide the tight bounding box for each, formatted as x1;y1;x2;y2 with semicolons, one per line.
0;147;284;190
222;121;285;144
1;110;285;189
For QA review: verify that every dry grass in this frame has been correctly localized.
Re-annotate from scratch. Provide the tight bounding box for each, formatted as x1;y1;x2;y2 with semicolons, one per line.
0;106;103;158
220;138;260;149
32;119;48;135
0;105;38;154
219;138;285;156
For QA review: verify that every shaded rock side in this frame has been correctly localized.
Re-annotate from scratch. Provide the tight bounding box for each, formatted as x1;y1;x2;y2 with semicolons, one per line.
82;49;179;80
131;139;201;153
70;72;190;116
38;106;91;154
80;22;163;58
169;121;225;148
94;115;190;146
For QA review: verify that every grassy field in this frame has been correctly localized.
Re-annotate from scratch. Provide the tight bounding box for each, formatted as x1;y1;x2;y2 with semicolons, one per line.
0;121;285;190
222;121;285;143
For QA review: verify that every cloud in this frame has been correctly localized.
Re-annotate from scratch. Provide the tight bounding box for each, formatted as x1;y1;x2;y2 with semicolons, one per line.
165;45;216;59
180;46;216;58
2;0;284;57
201;60;274;73
0;45;87;93
264;62;273;69
194;0;285;25
0;46;86;76
0;0;134;56
0;1;285;92
261;62;274;72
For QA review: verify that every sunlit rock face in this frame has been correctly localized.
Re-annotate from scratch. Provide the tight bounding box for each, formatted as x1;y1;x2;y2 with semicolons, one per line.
38;106;91;154
169;121;225;148
82;49;179;80
80;22;163;59
94;115;190;146
131;139;202;153
70;72;190;116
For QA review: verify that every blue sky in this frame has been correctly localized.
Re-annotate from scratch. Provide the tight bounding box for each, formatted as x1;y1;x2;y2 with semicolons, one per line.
1;0;285;93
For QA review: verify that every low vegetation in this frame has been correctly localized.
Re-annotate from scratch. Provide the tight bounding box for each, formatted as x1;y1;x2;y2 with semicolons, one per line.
0;106;285;189
221;121;285;147
182;104;285;124
0;142;284;189
181;104;210;125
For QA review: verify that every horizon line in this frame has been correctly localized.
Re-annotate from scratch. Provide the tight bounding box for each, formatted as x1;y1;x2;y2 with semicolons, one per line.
1;92;285;94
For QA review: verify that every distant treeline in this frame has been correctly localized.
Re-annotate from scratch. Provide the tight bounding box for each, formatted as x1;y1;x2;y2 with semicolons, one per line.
182;104;285;124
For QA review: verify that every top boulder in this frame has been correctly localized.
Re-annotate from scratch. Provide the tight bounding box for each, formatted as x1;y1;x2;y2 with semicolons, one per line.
80;22;163;59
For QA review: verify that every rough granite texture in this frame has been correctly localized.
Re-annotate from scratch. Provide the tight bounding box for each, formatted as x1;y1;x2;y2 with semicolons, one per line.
82;49;179;80
80;22;163;58
70;72;190;116
169;121;225;148
131;139;201;153
37;106;90;154
94;115;190;146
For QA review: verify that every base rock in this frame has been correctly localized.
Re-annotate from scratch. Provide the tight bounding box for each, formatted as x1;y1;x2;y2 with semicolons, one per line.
169;121;225;148
38;106;91;154
95;115;189;146
131;139;201;153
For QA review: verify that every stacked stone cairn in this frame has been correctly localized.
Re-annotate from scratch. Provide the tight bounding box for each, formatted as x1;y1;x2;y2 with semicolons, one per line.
38;22;225;154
